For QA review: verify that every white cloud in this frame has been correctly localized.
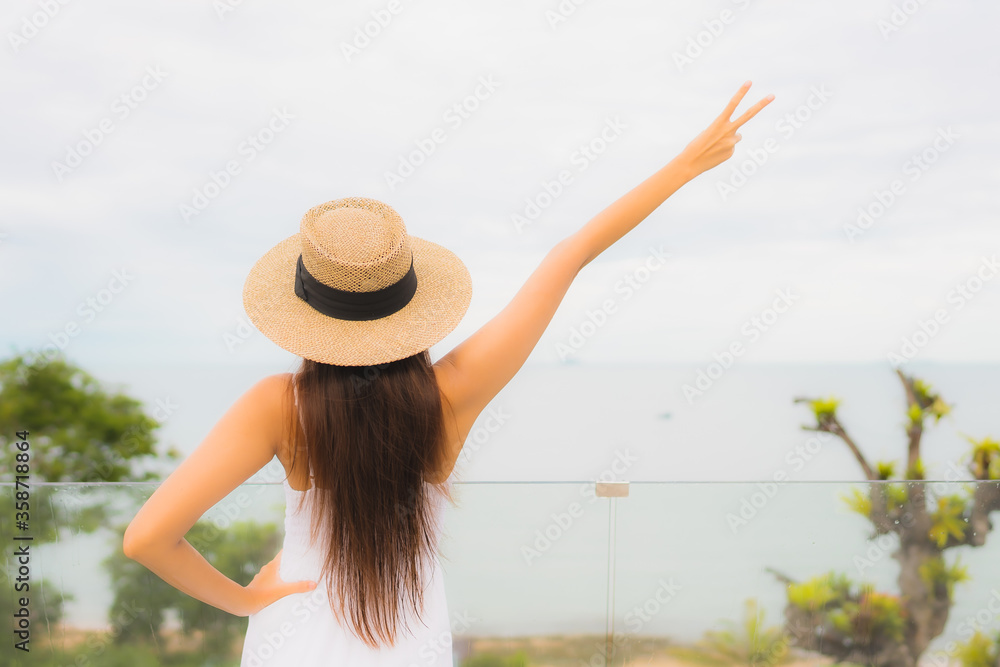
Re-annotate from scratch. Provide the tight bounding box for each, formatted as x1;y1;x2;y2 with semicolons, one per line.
2;0;998;367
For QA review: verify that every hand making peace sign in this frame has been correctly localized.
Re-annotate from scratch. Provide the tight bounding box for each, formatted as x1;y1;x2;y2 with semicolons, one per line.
679;80;775;178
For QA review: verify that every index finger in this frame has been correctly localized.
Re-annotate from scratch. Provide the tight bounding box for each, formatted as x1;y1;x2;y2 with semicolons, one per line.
719;80;753;123
731;94;775;129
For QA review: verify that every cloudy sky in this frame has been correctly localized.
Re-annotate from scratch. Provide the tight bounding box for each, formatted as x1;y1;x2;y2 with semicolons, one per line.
2;0;999;370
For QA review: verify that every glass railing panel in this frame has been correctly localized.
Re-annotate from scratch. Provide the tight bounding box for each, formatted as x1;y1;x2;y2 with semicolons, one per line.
610;480;1000;667
440;481;612;666
1;481;290;667
0;481;613;667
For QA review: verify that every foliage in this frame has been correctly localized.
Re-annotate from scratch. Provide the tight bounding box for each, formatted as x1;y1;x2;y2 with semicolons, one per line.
850;588;906;643
906;457;926;481
0;351;181;568
1;639;239;667
912;379;951;423
787;371;999;667
808;396;840;421
666;598;792;666
103;519;283;659
0;352;184;663
786;574;906;646
0;573;70;651
918;555;970;600
929;494;968;548
886;483;909;508
877;460;896;480
966;435;1000;480
842;487;872;518
956;630;1000;667
787;571;852;612
0;350;179;485
462;651;529;667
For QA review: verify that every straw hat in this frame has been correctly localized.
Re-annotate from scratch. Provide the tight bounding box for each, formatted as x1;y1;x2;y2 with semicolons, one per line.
242;197;472;366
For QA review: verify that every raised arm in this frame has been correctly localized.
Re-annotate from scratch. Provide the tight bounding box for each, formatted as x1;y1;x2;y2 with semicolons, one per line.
435;81;774;443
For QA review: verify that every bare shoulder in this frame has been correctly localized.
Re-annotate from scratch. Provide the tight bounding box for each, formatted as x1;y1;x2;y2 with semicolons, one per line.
247;372;297;453
256;372;295;405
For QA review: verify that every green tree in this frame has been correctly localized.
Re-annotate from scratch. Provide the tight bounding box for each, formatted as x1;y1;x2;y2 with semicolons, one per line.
773;370;1000;667
0;350;179;662
103;519;283;660
0;350;179;485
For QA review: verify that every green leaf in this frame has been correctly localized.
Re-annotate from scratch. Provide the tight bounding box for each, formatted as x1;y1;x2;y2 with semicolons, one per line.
876;461;896;480
919;555;970;599
842;487;872;518
810;396;840;420
929;495;967;548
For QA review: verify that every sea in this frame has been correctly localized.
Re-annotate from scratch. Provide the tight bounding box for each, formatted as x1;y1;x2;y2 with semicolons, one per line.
25;361;1000;653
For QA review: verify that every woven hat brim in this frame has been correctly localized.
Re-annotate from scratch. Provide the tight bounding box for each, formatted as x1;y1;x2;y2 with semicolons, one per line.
242;234;472;365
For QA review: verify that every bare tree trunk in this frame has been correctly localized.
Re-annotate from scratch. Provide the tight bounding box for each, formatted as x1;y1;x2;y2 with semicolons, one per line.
893;543;950;660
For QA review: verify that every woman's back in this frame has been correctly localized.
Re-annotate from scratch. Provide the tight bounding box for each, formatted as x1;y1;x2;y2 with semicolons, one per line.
240;384;453;666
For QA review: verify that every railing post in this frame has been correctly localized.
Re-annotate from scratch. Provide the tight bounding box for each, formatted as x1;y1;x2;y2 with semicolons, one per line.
596;481;628;665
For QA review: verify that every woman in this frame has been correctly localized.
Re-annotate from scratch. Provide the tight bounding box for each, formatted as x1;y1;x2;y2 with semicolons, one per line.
123;81;773;664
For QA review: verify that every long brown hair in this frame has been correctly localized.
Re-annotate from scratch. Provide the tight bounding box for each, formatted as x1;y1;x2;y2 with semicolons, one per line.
282;349;453;647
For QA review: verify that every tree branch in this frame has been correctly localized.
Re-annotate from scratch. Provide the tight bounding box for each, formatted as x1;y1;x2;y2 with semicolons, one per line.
765;567;797;586
795;397;878;481
896;370;924;477
966;482;1000;548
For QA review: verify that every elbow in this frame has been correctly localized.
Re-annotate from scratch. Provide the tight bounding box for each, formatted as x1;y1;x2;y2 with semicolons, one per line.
122;524;151;561
551;237;588;275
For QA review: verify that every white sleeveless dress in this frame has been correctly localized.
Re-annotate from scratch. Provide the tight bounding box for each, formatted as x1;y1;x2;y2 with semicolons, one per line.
240;387;453;666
